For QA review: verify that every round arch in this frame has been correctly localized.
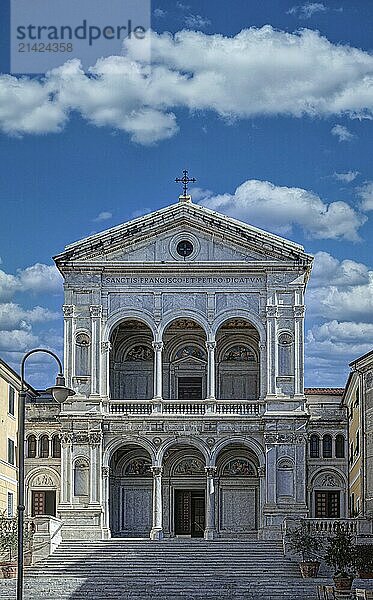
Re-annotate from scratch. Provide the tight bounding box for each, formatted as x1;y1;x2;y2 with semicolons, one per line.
156;436;210;465
103;436;157;467
159;312;210;338
210;436;265;467
103;310;157;342
211;310;265;342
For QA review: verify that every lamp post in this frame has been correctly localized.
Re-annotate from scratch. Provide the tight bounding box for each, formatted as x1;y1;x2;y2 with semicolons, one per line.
17;348;75;600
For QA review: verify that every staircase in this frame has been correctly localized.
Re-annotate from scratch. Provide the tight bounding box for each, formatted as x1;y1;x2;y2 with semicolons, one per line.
1;539;331;599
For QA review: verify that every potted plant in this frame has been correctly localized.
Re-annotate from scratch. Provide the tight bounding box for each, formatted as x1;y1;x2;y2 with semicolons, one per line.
0;512;18;579
324;524;356;590
355;544;373;579
286;520;324;577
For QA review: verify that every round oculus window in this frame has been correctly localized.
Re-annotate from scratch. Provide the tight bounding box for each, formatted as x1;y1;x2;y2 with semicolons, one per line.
176;240;194;257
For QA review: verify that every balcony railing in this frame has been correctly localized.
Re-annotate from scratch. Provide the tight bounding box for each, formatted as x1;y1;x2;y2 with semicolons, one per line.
108;399;262;416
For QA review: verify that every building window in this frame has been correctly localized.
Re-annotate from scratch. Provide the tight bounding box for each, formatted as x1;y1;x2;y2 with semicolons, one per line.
8;386;15;416
335;435;345;459
355;431;360;455
315;490;340;518
322;434;333;459
8;439;15;465
350;442;354;464
27;435;37;458
52;435;61;458
310;434;320;458
39;435;49;458
355;388;360;407
178;377;203;400
7;492;14;517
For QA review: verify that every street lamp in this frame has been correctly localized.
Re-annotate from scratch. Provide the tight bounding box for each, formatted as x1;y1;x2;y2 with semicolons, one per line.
17;349;75;600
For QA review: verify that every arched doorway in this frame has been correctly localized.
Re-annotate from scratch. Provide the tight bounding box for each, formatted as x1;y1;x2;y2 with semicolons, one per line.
215;319;260;400
109;445;153;537
162;445;207;537
109;320;154;400
163;319;207;400
216;445;259;535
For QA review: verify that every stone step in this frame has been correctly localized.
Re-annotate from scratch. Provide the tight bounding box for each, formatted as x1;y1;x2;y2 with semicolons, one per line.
2;538;353;599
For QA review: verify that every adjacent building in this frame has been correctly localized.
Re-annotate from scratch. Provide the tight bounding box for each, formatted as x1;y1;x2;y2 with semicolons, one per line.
23;194;349;540
343;350;373;518
0;358;20;517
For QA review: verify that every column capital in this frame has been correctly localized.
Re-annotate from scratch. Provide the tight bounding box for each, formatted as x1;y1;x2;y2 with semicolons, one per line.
258;465;266;478
266;305;278;318
89;431;103;446
205;466;217;477
62;304;74;318
101;341;112;353
293;305;305;318
151;465;163;476
90;305;102;318
205;341;216;351
102;466;110;478
152;341;163;351
60;432;73;447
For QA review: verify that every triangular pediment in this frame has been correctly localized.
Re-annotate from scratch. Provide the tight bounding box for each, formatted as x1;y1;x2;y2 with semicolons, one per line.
54;201;312;269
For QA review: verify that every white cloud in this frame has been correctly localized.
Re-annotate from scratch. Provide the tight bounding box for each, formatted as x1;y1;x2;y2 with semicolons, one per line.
0;303;59;331
307;252;373;322
333;171;359;183
287;3;327;19
1;27;373;142
0;329;39;352
357;181;373;211
200;179;365;241
310;251;370;287
184;14;211;29
153;8;167;18
17;263;63;294
331;124;355;142
93;211;113;222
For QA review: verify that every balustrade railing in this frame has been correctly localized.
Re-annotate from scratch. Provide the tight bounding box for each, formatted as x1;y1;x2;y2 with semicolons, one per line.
109;399;262;416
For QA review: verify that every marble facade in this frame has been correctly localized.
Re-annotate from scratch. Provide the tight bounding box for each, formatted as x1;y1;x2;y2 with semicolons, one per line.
24;196;348;540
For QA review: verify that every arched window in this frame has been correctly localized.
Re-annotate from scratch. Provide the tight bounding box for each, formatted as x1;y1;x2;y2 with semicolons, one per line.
52;435;61;458
335;435;345;459
27;435;37;458
322;434;333;459
39;435;49;458
310;434;320;458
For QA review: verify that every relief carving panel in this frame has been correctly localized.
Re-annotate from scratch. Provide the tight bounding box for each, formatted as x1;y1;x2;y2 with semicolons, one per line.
110;293;154;313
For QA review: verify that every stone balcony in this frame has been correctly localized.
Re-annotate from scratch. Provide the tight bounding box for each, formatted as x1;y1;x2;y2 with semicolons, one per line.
108;399;263;417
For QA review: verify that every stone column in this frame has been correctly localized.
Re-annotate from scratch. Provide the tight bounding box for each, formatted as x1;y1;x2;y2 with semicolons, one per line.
293;305;305;396
62;305;74;388
90;306;102;396
205;341;216;400
265;306;278;396
150;466;163;540
89;432;102;504
102;466;110;536
100;341;111;398
152;341;163;400
204;467;217;539
60;432;73;505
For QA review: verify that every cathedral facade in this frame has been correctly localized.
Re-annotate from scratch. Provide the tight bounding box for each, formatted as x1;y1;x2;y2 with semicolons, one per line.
24;195;348;541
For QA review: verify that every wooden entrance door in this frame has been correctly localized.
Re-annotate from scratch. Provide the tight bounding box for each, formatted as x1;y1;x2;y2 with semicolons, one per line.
31;491;56;516
174;490;205;537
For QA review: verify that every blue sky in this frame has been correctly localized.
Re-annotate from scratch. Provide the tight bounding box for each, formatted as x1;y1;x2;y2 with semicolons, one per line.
0;0;372;388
